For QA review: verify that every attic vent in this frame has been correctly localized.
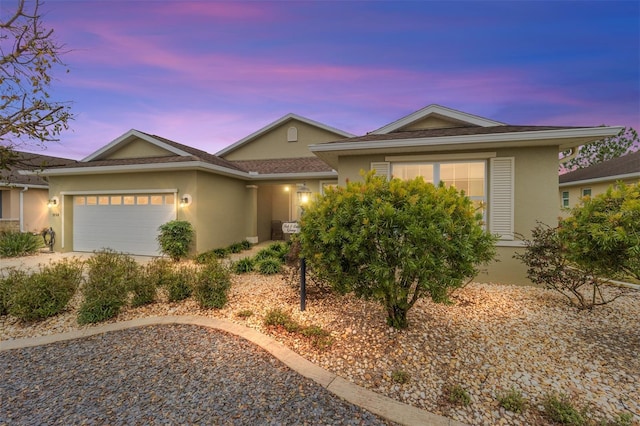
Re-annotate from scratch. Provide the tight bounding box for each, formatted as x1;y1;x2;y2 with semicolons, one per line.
287;126;298;142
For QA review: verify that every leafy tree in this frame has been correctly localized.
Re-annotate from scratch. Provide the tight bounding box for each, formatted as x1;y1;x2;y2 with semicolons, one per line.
299;171;496;329
559;182;640;281
1;0;72;169
560;127;639;172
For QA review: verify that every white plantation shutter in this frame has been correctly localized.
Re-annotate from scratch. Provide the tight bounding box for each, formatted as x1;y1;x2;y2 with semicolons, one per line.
489;157;514;240
370;162;390;179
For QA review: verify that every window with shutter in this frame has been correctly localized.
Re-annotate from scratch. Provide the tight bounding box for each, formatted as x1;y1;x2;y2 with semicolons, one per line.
370;162;390;179
489;157;514;240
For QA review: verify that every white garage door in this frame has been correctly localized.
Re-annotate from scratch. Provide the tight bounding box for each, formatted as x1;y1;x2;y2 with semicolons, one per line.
73;193;176;256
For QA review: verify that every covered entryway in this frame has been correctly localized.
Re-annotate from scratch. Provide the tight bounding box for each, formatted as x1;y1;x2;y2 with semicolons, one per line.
73;193;176;256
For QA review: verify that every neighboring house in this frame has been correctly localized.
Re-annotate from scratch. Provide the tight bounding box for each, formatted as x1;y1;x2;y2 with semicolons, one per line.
559;150;640;212
0;152;76;233
32;105;620;284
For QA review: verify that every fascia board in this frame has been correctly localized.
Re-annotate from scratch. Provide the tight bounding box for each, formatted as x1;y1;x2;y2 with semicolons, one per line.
247;171;338;181
216;113;355;157
81;129;191;162
0;182;49;189
559;172;640;187
33;161;252;179
310;126;623;153
371;104;506;134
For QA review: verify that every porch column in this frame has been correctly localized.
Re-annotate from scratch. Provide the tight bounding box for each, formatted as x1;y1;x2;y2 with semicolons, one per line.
245;185;258;244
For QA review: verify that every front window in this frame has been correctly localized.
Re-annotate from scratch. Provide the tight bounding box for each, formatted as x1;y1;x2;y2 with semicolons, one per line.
392;160;486;216
562;191;570;208
582;188;592;198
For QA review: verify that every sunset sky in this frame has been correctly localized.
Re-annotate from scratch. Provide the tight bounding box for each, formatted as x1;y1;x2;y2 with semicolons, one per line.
13;0;640;159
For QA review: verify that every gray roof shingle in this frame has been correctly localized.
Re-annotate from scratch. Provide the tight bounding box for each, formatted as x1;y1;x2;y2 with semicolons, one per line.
560;150;640;183
1;151;76;186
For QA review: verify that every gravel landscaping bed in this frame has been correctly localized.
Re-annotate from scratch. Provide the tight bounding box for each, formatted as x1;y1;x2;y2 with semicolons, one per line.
1;260;639;425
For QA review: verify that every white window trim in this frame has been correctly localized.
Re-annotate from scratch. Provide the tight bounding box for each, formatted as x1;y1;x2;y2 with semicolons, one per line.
385;152;496;162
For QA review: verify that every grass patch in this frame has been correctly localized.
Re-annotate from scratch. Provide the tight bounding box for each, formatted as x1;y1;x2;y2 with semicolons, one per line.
233;257;254;274
263;308;333;349
236;309;254;318
541;393;586;425
497;387;526;413
391;369;410;384
448;384;471;406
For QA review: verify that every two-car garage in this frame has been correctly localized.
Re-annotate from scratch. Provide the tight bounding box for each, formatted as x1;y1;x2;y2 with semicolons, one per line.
73;193;176;256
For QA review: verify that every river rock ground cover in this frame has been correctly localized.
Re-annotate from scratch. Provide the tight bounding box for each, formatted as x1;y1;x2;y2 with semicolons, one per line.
1;255;638;425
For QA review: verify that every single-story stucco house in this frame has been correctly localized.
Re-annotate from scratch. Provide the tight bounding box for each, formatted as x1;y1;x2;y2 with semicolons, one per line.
1;152;75;233
31;104;621;284
559;150;640;212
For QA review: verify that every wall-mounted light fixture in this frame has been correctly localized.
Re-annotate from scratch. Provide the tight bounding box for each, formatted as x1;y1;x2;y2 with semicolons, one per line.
297;183;312;208
47;196;59;208
179;194;192;208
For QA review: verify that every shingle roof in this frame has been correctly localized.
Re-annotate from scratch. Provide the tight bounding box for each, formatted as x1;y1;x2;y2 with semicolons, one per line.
1;151;76;186
232;157;334;174
137;132;245;171
323;125;582;144
559;150;640;184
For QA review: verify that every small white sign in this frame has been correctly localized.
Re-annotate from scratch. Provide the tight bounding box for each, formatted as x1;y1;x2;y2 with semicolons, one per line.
282;221;301;234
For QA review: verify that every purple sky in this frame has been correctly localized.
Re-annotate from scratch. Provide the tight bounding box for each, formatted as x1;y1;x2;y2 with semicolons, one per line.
17;0;640;159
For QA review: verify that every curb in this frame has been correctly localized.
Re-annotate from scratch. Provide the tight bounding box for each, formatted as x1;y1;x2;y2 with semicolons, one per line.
1;315;467;426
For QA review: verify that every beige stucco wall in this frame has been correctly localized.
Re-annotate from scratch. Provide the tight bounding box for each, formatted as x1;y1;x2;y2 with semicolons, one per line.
104;138;174;160
335;146;560;285
0;187;49;233
191;171;251;251
222;119;347;161
23;189;49;232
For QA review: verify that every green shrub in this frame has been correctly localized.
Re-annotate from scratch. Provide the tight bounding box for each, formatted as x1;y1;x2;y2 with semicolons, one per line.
129;264;157;307
263;308;300;332
266;241;289;262
194;248;229;264
165;265;194;302
497;388;526;413
256;258;282;275
542;393;586;425
448;385;471;406
192;261;231;309
233;257;255;274
560;182;640;281
391;369;410;384
0;231;43;257
240;240;252;250
299;325;334;350
300;171;497;329
227;242;245;254
157;220;194;261
236;309;253;318
254;248;280;262
0;269;26;316
78;250;138;324
8;259;83;321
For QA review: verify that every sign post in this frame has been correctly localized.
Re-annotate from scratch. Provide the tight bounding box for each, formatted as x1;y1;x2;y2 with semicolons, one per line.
283;221;305;311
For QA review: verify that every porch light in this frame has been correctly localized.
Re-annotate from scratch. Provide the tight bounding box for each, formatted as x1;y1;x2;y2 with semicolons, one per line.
179;194;192;208
297;183;312;207
47;197;59;208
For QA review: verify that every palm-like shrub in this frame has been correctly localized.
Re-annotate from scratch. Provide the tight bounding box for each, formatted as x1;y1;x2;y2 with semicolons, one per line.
0;231;43;257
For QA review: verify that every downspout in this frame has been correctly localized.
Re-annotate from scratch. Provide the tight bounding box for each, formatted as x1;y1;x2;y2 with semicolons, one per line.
19;186;28;232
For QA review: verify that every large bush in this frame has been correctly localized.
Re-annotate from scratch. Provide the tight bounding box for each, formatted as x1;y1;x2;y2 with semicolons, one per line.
299;172;496;329
6;259;83;321
157;220;194;261
78;250;139;324
192;260;231;309
559;182;639;281
0;231;43;257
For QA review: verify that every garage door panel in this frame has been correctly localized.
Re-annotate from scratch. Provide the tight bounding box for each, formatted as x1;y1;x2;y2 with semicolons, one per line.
73;194;175;256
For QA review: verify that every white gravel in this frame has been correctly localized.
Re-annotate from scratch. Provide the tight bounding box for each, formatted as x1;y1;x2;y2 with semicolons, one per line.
1;255;639;426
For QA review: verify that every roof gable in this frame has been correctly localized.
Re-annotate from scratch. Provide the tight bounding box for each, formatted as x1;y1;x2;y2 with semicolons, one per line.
216;113;355;159
82;130;193;162
371;104;505;134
